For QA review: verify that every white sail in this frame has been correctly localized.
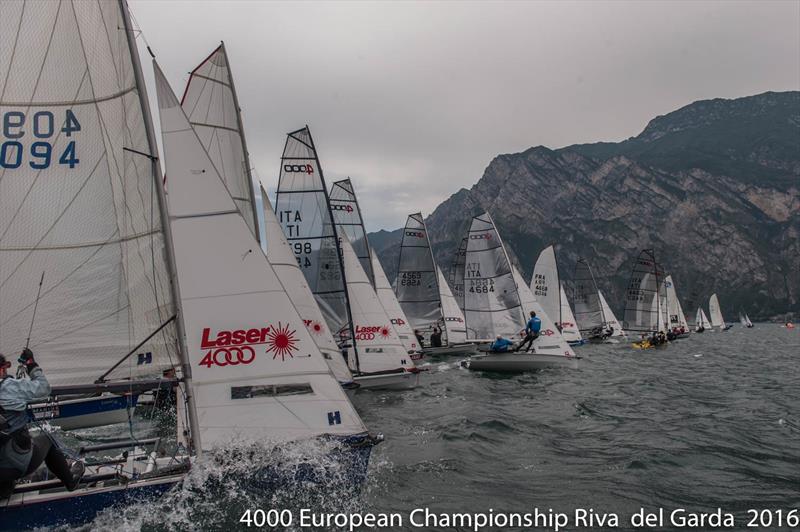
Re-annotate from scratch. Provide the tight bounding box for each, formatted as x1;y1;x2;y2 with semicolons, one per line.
709;293;725;328
0;1;179;386
531;245;561;326
598;291;625;337
260;187;353;384
559;284;583;344
463;212;524;339
273;127;351;343
745;314;753;327
664;275;688;331
371;252;419;353
622;250;664;333
573;259;605;334
395;213;443;333
155;63;365;447
449;237;468;312
330;178;374;285
739;313;748;326
180;43;258;240
339;236;414;374
698;308;712;329
513;267;576;357
438;266;467;344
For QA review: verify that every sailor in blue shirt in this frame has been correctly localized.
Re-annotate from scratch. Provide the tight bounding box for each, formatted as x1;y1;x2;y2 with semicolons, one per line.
0;350;84;499
490;335;514;352
515;311;541;352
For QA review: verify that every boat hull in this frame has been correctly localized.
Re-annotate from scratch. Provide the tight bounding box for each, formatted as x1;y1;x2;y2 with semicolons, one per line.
463;352;579;372
353;371;420;390
421;343;478;357
567;339;588;347
28;394;138;431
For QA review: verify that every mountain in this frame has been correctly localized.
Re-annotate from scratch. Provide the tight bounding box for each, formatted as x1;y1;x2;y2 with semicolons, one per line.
369;91;800;320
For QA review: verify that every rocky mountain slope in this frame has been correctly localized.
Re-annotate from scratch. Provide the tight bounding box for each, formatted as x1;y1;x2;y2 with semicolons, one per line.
369;91;799;320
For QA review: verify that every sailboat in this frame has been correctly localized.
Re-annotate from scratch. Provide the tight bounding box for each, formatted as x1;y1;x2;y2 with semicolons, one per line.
622;250;668;349
739;312;754;328
462;213;577;371
1;2;375;525
329;178;422;362
663;275;689;337
695;307;712;332
448;236;468;313
530;246;586;346
395;213;475;357
598;291;625;339
572;259;612;342
273;127;417;389
709;293;732;331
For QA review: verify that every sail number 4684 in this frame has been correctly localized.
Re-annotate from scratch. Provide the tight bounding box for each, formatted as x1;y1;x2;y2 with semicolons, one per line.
1;110;80;169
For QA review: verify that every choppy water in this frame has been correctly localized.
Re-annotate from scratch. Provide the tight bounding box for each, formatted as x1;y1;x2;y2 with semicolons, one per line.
55;325;799;530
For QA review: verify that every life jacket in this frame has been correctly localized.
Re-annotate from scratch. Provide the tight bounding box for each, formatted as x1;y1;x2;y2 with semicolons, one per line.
0;377;30;444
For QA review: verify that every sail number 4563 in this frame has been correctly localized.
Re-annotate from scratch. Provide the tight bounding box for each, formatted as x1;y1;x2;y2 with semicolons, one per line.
1;110;80;169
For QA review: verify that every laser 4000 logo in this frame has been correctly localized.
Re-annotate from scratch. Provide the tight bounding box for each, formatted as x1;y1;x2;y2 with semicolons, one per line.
198;322;299;367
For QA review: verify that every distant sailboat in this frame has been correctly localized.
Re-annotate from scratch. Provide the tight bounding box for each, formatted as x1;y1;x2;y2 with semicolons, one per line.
663;275;689;336
598;291;625;338
371;252;423;358
572;259;609;342
695;307;712;332
739;312;754;328
530;246;585;346
623;250;668;348
448;237;468;313
709;293;732;331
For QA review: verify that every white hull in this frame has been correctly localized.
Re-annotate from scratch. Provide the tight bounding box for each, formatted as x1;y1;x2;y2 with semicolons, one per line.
422;343;478;357
353;371;420;390
463;351;579;372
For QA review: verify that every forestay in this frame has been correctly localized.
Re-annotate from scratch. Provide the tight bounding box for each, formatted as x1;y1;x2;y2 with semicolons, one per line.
273;127;352;343
622;249;664;333
573;259;605;334
395;213;443;332
598;291;625;337
463;212;523;339
371;252;418;353
437;266;467;344
180;43;258;240
513;266;576;357
260;187;353;384
330;178;373;285
449;237;468;312
709;293;725;328
0;1;178;386
156;64;365;447
559;284;583;344
340;235;413;374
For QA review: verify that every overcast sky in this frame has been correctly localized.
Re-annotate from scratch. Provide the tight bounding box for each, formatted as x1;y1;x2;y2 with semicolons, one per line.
132;0;800;232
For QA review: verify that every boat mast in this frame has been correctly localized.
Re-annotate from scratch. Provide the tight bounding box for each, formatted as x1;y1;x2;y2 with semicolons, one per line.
421;214;447;339
120;0;201;453
221;41;261;244
651;249;661;333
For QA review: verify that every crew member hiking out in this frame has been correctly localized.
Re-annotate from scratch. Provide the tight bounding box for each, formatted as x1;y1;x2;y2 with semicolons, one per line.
490;335;514;352
0;350;85;499
515;311;541;352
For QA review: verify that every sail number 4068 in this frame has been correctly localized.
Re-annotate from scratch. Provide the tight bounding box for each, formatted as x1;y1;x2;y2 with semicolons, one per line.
1;110;80;169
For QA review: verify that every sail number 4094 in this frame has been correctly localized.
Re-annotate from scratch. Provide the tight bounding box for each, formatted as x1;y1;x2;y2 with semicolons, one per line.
1;110;80;169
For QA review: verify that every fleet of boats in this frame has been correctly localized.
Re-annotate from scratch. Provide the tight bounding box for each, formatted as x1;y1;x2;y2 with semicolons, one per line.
0;1;763;527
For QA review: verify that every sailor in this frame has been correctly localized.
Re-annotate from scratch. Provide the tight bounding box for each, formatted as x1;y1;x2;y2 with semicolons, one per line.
490;335;514;352
430;327;443;348
414;329;425;348
0;350;84;499
515;311;541;352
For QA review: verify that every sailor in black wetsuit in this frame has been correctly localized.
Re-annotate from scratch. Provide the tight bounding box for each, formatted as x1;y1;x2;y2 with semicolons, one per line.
0;350;84;499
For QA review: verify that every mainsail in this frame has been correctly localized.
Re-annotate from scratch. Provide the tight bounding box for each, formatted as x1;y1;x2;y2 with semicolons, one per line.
395;213;442;333
622;249;664;333
273;127;353;346
530;245;560;325
463;212;523;339
697;307;712;329
709;293;726;328
437;266;468;344
330;178;374;285
340;235;414;374
598;291;625;337
372;253;418;353
572;259;605;334
559;284;583;344
260;186;353;384
0;0;179;386
664;275;688;330
449;237;468;312
513;266;576;357
180;43;259;240
156;64;366;446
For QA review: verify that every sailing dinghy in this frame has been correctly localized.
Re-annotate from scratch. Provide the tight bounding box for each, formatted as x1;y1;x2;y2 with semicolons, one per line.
709;293;732;331
462;214;577;371
530;246;586;346
448;236;468;313
622;250;668;349
739;313;754;328
573;259;614;342
695;307;712;333
274;127;417;390
663;275;689;337
598;290;626;339
395;213;475;357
